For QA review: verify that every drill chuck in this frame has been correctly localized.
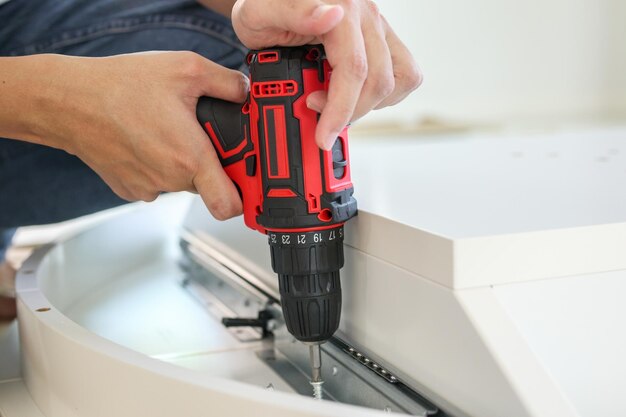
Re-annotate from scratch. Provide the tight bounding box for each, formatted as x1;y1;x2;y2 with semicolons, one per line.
278;271;342;343
269;227;344;342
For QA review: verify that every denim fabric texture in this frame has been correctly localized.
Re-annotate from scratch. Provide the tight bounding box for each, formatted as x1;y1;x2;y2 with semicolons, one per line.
0;0;246;260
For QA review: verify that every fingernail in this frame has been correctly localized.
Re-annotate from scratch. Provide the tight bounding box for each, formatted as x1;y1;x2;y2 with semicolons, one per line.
311;4;336;20
323;134;337;151
240;74;250;96
307;95;323;113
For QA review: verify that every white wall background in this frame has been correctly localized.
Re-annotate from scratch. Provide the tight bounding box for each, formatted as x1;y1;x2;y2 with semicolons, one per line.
372;0;626;126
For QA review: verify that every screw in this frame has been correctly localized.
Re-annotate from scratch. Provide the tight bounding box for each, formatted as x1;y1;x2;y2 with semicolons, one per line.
311;381;323;400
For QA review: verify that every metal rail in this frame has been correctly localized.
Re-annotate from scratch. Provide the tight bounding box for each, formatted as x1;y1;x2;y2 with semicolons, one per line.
179;233;451;416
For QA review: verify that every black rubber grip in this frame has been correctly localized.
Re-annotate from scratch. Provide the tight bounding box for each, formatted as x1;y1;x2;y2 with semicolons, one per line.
196;96;250;166
279;271;342;342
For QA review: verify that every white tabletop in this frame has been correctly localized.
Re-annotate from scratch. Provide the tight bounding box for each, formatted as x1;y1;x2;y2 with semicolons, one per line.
344;125;626;288
350;126;626;239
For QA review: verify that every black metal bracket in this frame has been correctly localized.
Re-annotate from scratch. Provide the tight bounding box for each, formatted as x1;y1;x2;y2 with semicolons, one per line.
222;309;274;338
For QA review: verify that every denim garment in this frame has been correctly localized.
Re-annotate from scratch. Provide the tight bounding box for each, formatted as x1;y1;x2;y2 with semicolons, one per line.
0;0;246;260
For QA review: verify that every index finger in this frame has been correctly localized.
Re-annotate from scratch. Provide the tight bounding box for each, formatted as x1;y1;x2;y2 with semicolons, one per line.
316;19;367;150
191;124;243;220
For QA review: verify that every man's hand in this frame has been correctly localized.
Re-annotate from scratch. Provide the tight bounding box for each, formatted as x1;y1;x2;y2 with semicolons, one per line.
0;262;16;321
232;0;422;150
25;52;248;220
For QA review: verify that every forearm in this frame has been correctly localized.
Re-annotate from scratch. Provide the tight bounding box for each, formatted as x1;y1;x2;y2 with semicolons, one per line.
0;54;66;148
3;50;247;215
0;54;111;155
197;0;237;17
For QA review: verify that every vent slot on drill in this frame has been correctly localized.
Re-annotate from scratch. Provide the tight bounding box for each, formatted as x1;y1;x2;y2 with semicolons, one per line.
258;51;280;63
252;81;298;98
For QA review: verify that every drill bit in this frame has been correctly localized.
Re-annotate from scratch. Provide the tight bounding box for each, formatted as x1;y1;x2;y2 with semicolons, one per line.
309;343;324;400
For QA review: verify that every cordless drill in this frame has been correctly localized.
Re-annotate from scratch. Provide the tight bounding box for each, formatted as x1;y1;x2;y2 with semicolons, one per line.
196;45;357;396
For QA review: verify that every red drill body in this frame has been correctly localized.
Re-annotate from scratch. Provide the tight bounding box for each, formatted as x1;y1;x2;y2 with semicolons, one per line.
197;45;357;344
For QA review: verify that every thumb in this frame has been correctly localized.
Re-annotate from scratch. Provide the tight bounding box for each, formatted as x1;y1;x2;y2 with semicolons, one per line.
192;56;249;103
238;0;344;37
